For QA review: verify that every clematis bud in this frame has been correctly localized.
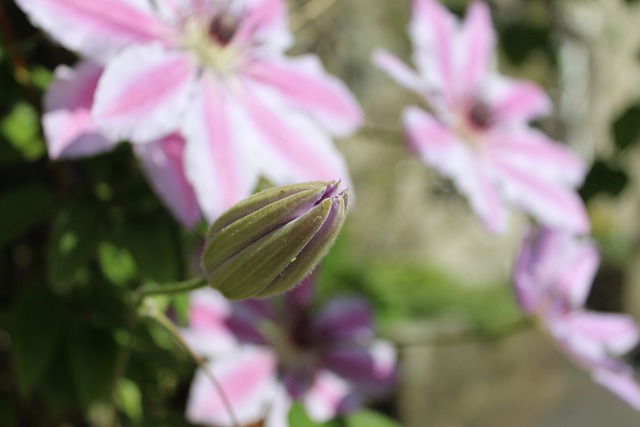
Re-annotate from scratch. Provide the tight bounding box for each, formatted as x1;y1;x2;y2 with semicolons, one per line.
202;181;350;300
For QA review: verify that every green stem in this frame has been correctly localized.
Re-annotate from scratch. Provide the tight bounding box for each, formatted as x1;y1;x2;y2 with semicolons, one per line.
133;276;208;304
140;302;240;427
393;317;533;348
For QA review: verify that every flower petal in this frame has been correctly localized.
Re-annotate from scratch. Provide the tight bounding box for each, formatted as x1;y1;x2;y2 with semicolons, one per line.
459;2;495;97
556;240;599;308
593;368;640;410
303;370;358;423
93;44;196;142
403;107;507;233
15;0;172;63
489;155;590;233
484;75;552;124
235;0;292;52
372;49;425;94
246;55;363;136
485;128;586;186
312;297;373;342
565;311;640;357
323;340;396;395
43;61;118;159
237;81;353;189
182;75;260;221
182;288;237;357
410;0;458;105
186;348;279;427
133;134;201;228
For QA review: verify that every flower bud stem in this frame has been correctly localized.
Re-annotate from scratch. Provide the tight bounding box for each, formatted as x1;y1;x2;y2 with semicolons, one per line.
139;300;240;427
132;277;208;304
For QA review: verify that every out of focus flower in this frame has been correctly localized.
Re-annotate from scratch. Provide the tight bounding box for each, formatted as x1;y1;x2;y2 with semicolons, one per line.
43;60;201;227
17;0;361;220
373;0;589;234
514;227;640;409
203;181;350;300
182;278;396;426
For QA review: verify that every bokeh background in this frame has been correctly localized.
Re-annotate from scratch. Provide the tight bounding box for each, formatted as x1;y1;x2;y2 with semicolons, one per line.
2;0;640;426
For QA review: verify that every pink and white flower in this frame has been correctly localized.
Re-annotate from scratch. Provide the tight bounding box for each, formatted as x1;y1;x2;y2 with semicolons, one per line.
182;277;396;426
16;0;362;220
514;227;640;409
373;0;589;234
43;60;201;228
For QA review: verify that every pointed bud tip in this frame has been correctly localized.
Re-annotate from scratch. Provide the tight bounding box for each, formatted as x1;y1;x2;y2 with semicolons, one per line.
202;181;350;300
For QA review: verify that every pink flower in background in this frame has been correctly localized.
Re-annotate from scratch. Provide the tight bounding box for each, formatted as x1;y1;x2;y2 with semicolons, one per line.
16;0;362;221
514;227;640;409
182;278;396;426
373;0;589;234
43;60;201;228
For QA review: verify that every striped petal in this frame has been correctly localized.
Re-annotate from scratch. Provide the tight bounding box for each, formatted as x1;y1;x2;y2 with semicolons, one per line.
43;61;117;159
410;0;458;106
459;2;495;97
237;81;352;190
14;0;172;63
182;75;260;221
486;128;586;186
372;49;425;95
245;55;363;136
484;75;552;124
186;348;279;427
93;43;196;143
134;134;201;228
490;155;590;233
312;297;373;342
403;107;507;233
303;370;357;423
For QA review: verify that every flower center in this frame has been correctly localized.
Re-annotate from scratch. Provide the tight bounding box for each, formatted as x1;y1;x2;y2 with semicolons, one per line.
180;10;243;77
452;99;495;147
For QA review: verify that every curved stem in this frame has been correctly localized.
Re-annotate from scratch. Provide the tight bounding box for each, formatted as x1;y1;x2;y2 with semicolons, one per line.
393;317;533;348
133;276;208;304
141;302;240;427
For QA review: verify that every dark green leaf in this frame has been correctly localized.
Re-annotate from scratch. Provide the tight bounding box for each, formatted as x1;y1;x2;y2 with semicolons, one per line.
0;183;54;247
579;160;628;201
47;197;103;291
119;214;181;283
612;104;640;150
8;288;66;394
66;325;118;409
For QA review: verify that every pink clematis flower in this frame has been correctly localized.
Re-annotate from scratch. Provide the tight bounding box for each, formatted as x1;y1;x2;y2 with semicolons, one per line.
514;227;640;409
42;60;201;228
182;277;396;426
16;0;362;220
373;0;589;234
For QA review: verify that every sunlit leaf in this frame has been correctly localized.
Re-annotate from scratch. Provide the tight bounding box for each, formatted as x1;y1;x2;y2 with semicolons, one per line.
0;102;45;161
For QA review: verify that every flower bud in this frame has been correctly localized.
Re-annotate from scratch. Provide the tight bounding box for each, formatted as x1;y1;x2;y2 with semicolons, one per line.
202;181;350;300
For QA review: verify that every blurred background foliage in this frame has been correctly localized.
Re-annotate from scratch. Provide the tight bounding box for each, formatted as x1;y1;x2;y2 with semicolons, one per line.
2;0;640;426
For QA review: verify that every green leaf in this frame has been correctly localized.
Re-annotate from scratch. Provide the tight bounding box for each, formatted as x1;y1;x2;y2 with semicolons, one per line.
345;410;403;427
98;241;136;285
579;160;629;201
116;378;143;422
8;289;66;394
67;325;118;409
0;102;45;161
0;183;54;247
612;104;640;150
287;403;339;427
119;214;181;283
48;198;103;291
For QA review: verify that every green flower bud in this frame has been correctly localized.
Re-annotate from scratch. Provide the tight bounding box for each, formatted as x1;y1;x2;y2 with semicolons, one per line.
202;181;350;300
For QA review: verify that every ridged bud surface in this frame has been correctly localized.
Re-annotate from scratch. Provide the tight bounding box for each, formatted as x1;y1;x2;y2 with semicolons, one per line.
202;181;350;300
